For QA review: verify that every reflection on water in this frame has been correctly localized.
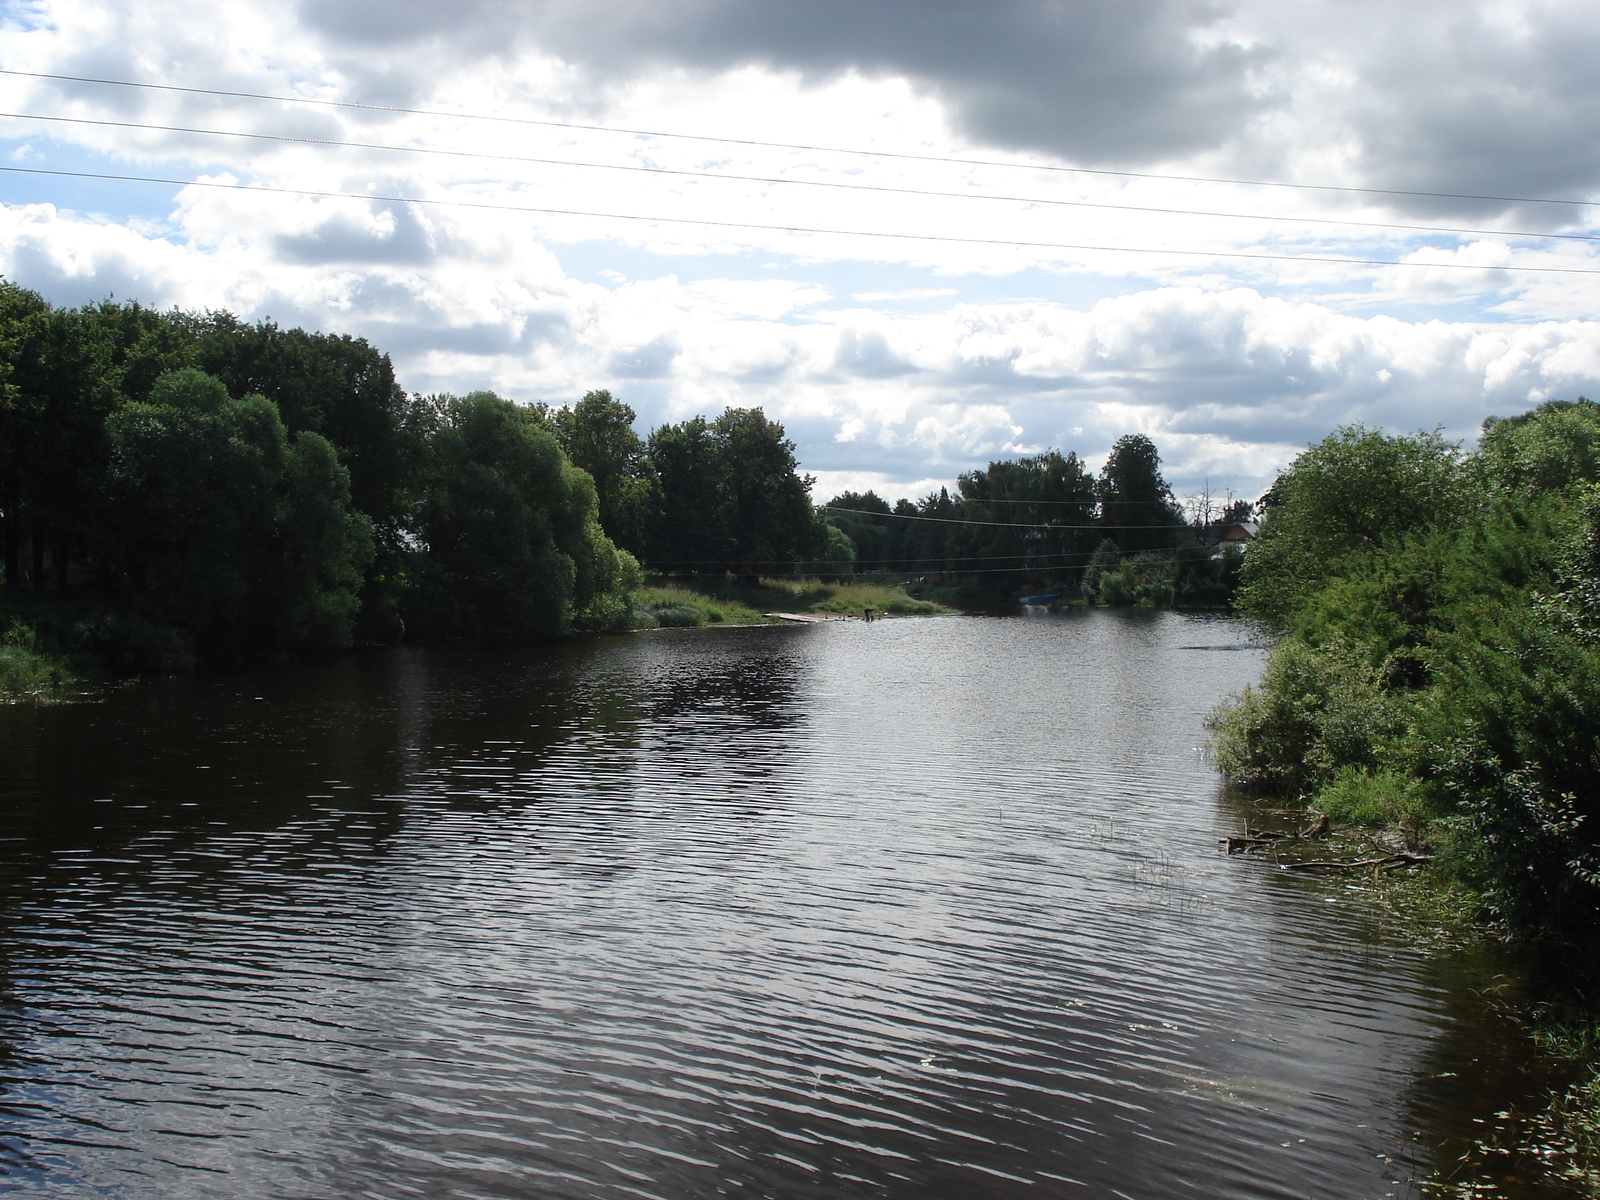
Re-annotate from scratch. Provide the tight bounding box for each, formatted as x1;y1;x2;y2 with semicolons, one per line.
0;611;1566;1198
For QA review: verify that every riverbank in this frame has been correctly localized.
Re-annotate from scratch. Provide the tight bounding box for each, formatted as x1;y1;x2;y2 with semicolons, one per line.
1219;784;1600;1196
628;576;946;628
0;621;75;700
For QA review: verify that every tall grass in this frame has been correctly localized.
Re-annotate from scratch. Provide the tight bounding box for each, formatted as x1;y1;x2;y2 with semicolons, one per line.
627;577;947;629
0;622;73;699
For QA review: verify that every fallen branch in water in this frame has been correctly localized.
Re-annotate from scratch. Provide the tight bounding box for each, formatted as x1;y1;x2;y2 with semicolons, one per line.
1220;812;1330;855
1277;852;1433;872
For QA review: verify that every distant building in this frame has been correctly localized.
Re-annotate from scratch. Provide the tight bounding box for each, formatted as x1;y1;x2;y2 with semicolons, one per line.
1216;520;1258;547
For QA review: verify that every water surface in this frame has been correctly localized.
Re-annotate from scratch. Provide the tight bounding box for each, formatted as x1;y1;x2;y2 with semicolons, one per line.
0;611;1556;1197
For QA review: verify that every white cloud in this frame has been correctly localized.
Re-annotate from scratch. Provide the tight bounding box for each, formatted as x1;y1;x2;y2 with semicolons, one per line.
5;0;1600;507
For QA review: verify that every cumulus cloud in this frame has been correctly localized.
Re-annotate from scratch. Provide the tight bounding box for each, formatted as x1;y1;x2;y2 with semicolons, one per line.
5;0;1600;507
269;0;1600;221
12;192;1599;502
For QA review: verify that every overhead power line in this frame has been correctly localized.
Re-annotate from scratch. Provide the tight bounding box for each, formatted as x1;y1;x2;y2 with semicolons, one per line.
6;164;1599;276
2;67;1596;211
644;548;1205;575
646;542;1187;565
822;505;1189;529
3;108;1597;245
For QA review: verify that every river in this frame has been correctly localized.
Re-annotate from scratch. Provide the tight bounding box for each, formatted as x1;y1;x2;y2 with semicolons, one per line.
0;610;1563;1198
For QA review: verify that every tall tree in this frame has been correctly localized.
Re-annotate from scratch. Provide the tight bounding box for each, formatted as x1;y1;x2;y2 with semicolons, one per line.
1097;434;1185;555
960;450;1098;589
647;415;730;572
553;389;655;555
1238;424;1467;627
713;407;824;585
406;393;636;640
193;315;409;534
823;490;893;573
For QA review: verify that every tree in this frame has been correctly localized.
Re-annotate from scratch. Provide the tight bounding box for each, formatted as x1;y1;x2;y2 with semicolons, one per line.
823;490;893;573
405;393;637;640
553;389;654;555
103;369;278;658
91;368;376;664
193;316;409;529
1479;397;1600;496
646;407;823;581
1238;424;1467;627
714;408;824;584
1097;434;1185;555
959;450;1098;591
647;415;730;572
0;293;194;592
271;432;375;649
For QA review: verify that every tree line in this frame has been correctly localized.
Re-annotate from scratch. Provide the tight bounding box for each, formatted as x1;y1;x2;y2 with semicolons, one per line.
0;285;825;667
1209;403;1600;988
817;436;1253;605
0;280;1258;671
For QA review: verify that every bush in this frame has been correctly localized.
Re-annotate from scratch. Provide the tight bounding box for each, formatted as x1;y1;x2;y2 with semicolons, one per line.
1209;637;1403;793
0;622;73;697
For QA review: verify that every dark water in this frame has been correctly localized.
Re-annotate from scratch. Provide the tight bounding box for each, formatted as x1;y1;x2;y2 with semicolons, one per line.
0;611;1561;1198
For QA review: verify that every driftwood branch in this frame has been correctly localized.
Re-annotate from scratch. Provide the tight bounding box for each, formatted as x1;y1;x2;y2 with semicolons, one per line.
1219;812;1331;855
1277;852;1433;872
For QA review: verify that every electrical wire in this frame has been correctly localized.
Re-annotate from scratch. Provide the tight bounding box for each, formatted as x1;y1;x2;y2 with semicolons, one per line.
3;67;1595;210
825;504;1222;529
645;547;1135;566
644;549;1211;576
6;164;1599;275
3;108;1596;244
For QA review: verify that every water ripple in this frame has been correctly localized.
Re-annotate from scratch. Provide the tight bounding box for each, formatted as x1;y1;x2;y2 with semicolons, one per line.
0;613;1531;1198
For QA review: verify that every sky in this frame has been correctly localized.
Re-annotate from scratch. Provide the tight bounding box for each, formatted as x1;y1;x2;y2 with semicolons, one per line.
3;1;1600;506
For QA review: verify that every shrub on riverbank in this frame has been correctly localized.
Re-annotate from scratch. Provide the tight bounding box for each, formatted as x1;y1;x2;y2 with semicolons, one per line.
1211;411;1600;1196
1212;410;1600;978
0;621;73;698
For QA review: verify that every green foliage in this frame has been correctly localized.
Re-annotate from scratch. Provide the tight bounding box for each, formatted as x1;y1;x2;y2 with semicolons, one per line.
104;369;286;658
0;620;71;697
1082;542;1181;606
1312;766;1431;838
1173;542;1243;607
554;389;655;555
1098;434;1186;554
644;408;822;579
273;432;375;649
1238;424;1467;628
715;407;824;582
823;490;893;571
1529;1067;1600;1193
93;368;375;662
192;315;408;533
1081;539;1123;602
1208;637;1403;793
959;450;1099;587
1215;409;1600;994
799;522;856;580
630;577;945;626
647;415;730;571
1410;603;1600;957
405;392;632;642
1479;397;1600;495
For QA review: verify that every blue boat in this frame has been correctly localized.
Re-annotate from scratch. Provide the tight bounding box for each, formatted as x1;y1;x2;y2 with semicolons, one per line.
1019;594;1059;605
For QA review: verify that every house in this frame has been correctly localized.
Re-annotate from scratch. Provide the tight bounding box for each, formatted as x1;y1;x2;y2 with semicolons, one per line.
1216;520;1258;547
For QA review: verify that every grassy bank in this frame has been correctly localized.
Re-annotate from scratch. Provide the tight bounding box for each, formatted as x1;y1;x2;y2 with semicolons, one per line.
0;616;77;700
628;576;946;629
